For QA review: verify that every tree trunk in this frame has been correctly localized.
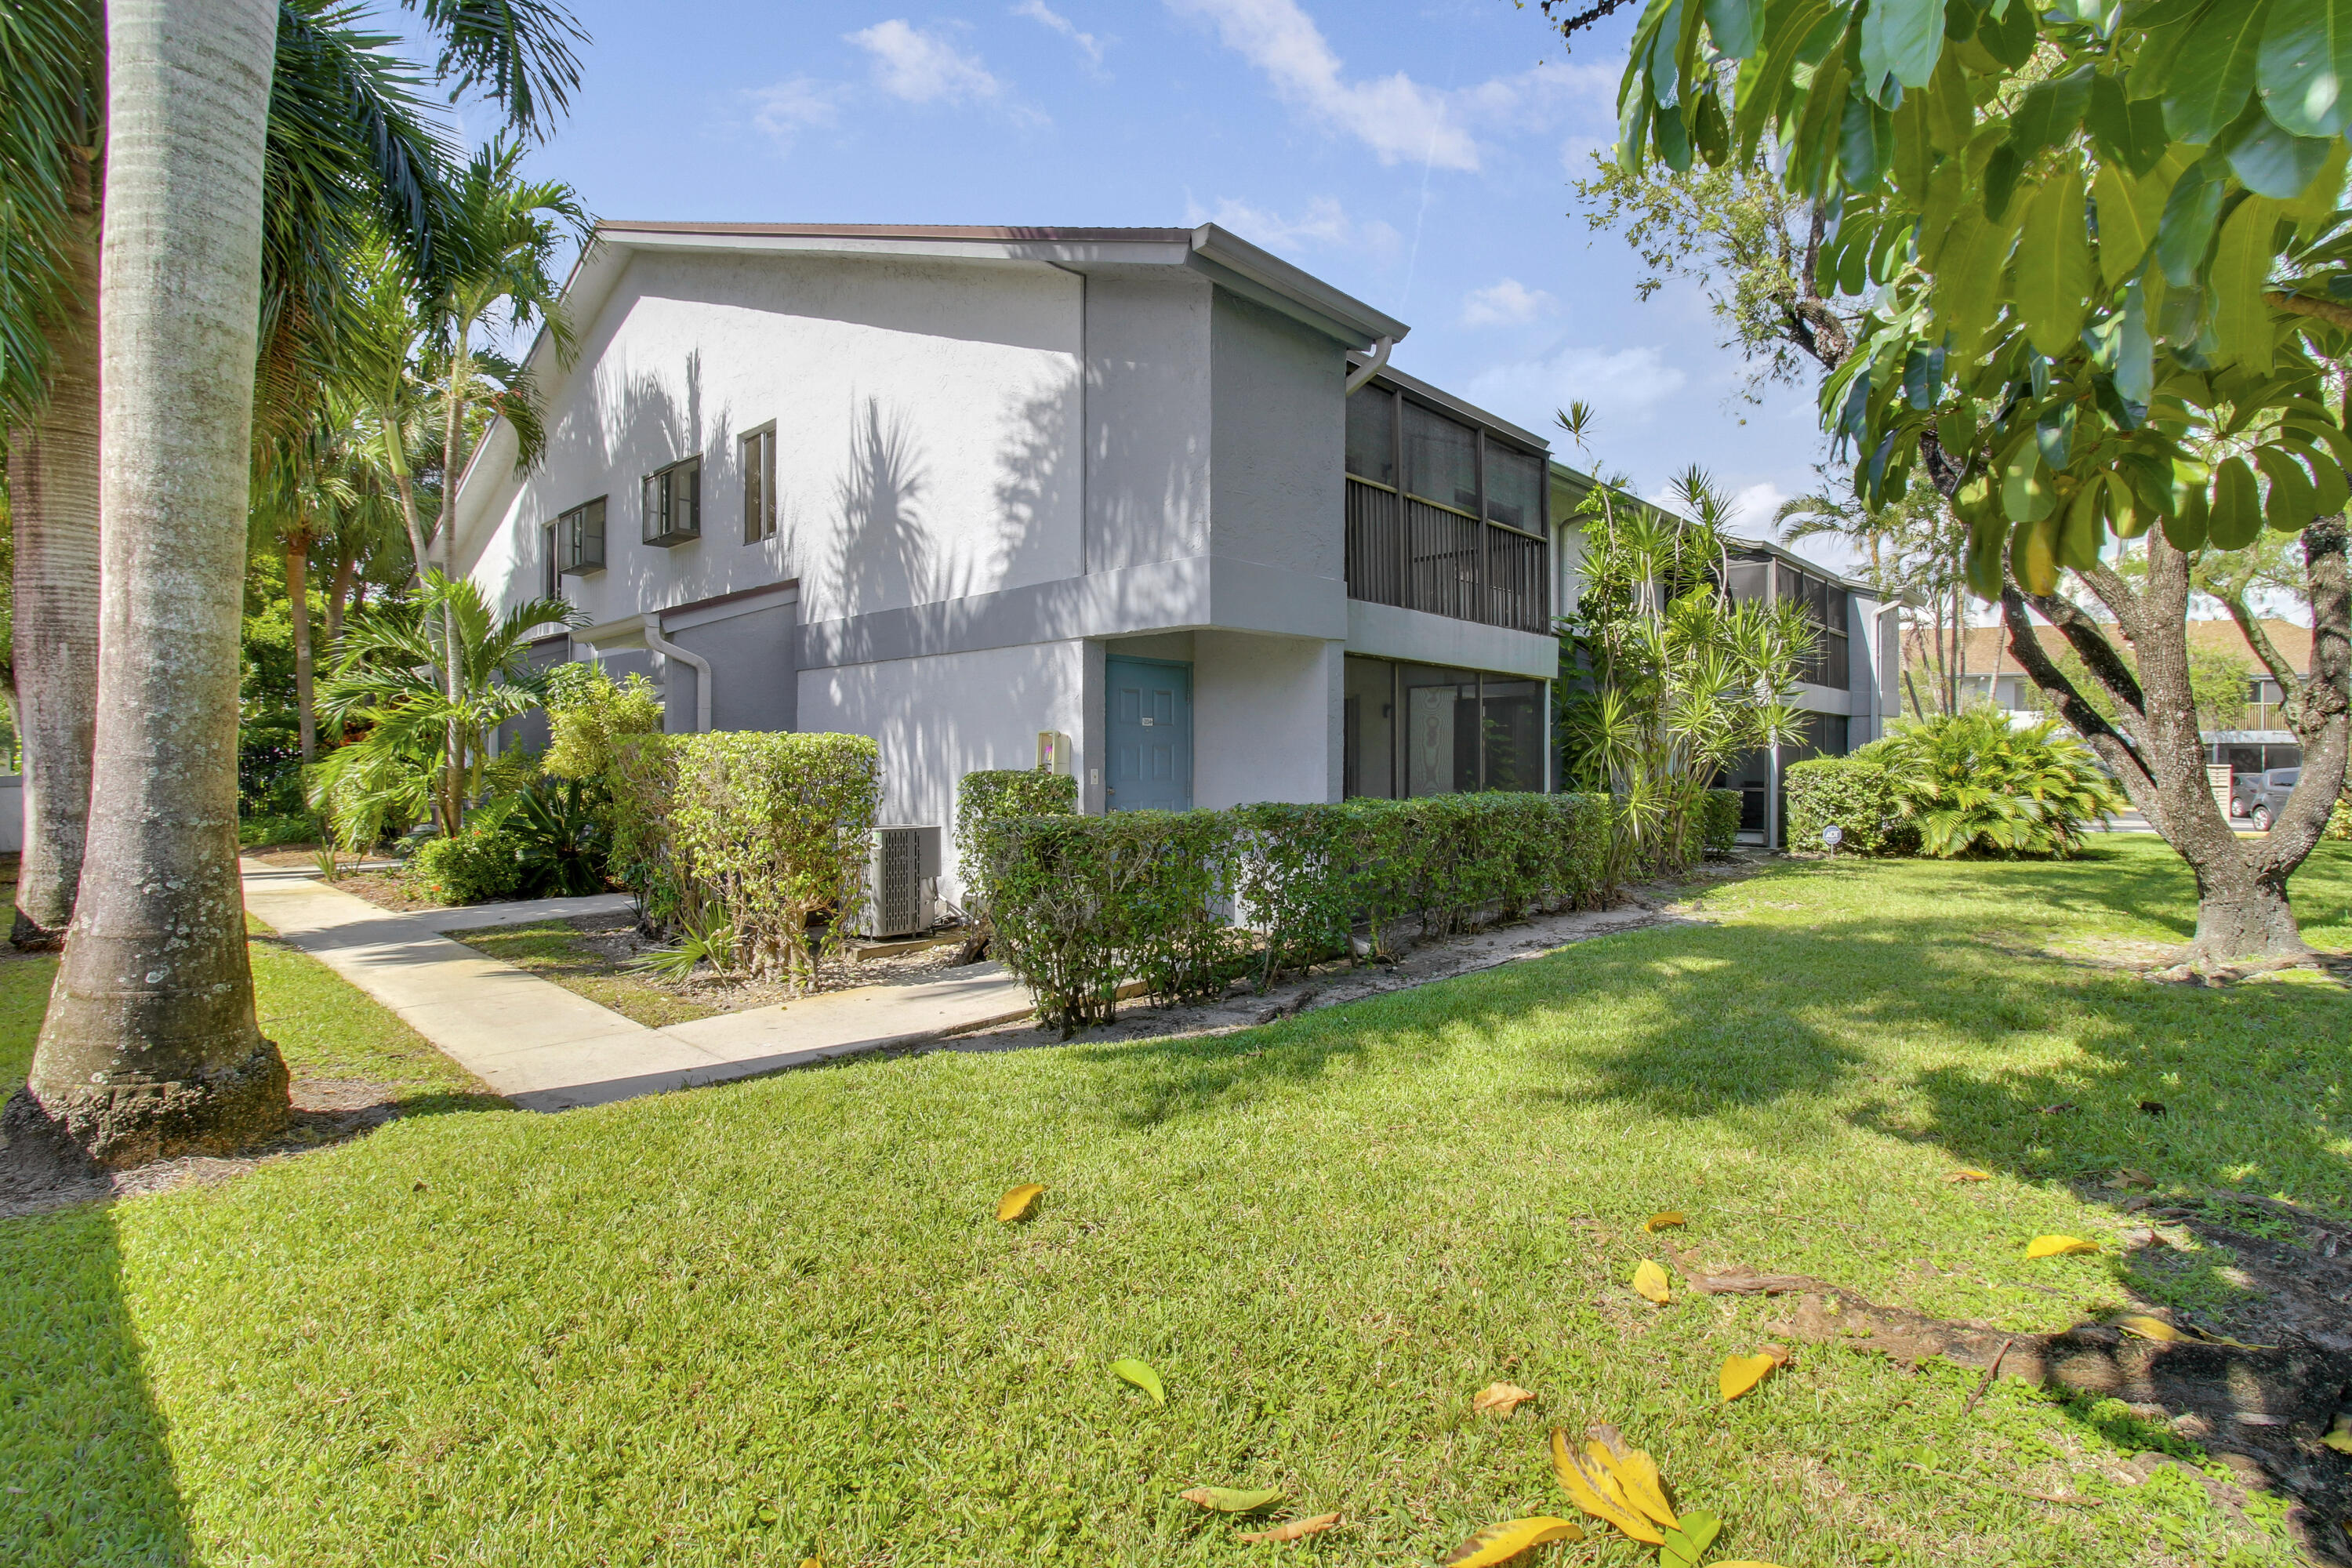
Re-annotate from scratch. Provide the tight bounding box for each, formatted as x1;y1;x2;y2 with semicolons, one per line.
325;543;358;648
21;0;289;1167
285;533;315;762
5;181;103;949
1998;523;2343;971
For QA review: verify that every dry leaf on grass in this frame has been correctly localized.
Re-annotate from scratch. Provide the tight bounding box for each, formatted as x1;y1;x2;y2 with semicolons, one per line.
1583;1428;1676;1528
2025;1235;2099;1258
996;1183;1044;1222
1644;1211;1686;1232
1441;1516;1582;1565
1472;1382;1537;1414
1946;1168;1991;1183
1239;1512;1341;1543
1719;1352;1780;1401
1550;1429;1666;1544
1111;1358;1165;1406
1632;1259;1672;1305
2114;1314;2189;1342
1178;1485;1283;1513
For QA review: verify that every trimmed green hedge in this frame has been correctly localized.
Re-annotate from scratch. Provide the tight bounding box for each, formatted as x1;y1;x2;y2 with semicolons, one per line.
406;825;530;905
981;793;1613;1035
1784;756;1916;856
608;731;883;990
953;770;1080;920
1701;788;1741;856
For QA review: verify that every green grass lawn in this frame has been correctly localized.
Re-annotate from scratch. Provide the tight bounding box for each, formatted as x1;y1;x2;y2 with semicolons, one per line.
3;839;2347;1567
446;917;722;1028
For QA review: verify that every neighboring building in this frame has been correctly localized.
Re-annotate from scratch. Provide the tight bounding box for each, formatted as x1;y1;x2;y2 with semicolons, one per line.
1933;619;2311;774
453;222;1559;902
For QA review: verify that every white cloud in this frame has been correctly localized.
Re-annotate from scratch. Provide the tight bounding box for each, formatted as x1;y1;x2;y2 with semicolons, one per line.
1461;278;1557;328
1167;1;1619;171
743;76;845;154
1465;343;1688;435
1014;0;1106;69
848;20;1005;106
1167;0;1480;169
1725;481;1789;536
1184;194;1399;258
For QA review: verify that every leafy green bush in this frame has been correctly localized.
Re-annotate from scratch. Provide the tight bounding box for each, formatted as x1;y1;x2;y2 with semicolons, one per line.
1784;757;1915;856
1701;789;1741;857
608;731;882;992
1868;710;2127;859
405;825;530;906
953;770;1080;930
982;792;1613;1035
543;664;664;782
475;775;610;897
2326;793;2351;843
238;813;324;848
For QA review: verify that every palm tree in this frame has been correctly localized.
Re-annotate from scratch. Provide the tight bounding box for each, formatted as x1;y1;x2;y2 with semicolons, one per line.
20;0;584;1167
312;570;577;844
0;0;464;944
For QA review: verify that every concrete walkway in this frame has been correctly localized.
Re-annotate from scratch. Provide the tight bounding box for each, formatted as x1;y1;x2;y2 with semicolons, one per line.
241;861;1034;1111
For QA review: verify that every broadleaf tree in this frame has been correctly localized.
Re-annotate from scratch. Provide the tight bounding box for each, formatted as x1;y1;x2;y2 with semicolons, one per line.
1546;0;2352;968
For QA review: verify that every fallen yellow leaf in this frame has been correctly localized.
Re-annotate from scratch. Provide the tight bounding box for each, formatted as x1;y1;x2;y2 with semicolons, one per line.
1550;1429;1666;1544
2321;1414;2352;1455
1472;1382;1537;1415
996;1182;1044;1222
1178;1485;1283;1513
1719;1352;1778;1401
1112;1358;1165;1406
1643;1211;1686;1232
2025;1235;2100;1258
1239;1512;1341;1543
1712;1562;1791;1567
1632;1259;1671;1305
2114;1314;2188;1342
1441;1516;1582;1566
1585;1436;1676;1529
799;1559;820;1568
1947;1168;1991;1183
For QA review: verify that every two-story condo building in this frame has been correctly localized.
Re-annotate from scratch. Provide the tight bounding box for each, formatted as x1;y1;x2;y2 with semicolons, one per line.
454;220;1893;892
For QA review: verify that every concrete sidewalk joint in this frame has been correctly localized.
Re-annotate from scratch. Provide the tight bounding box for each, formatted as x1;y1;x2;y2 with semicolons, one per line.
241;860;1032;1112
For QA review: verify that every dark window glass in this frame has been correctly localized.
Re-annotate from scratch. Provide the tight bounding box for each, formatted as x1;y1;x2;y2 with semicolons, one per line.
1485;445;1542;532
1346;385;1396;485
557;496;605;573
1726;556;1769;605
1344;655;1397;799
643;458;701;545
1823;579;1849;633
543;524;558;598
742;427;775;543
1403;402;1479;514
1480;677;1544;792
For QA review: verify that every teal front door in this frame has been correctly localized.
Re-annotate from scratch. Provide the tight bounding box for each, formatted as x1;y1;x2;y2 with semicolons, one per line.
1105;656;1192;811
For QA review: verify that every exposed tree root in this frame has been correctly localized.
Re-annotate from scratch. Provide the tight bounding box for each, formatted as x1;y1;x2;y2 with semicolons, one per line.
1667;1243;2352;1563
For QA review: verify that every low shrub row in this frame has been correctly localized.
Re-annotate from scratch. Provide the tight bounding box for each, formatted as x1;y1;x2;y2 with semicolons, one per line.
608;731;883;989
1783;757;1918;856
974;791;1615;1036
1784;710;2125;858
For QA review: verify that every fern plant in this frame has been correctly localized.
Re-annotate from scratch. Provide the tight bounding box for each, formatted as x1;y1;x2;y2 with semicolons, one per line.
1866;710;2126;859
628;903;739;984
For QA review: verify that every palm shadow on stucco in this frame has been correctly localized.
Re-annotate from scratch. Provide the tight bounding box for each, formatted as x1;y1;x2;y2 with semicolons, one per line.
0;1207;189;1564
829;397;931;619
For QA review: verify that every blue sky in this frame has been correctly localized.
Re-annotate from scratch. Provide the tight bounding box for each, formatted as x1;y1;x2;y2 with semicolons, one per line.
491;0;1841;556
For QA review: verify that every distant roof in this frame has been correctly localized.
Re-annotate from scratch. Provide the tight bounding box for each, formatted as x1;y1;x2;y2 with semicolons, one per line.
1545;460;1880;599
1942;619;2312;677
590;220;1411;348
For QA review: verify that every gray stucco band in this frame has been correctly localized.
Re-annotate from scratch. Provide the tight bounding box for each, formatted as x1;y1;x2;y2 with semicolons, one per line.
1791;681;1855;716
1345;599;1559;681
798;555;1349;671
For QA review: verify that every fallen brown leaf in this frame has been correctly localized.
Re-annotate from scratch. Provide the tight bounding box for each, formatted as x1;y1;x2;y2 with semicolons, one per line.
1472;1381;1537;1415
1238;1512;1341;1544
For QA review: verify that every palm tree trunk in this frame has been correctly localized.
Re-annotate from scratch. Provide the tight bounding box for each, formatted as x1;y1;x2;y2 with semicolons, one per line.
438;347;466;829
325;543;358;648
5;182;102;949
22;0;289;1167
285;532;316;762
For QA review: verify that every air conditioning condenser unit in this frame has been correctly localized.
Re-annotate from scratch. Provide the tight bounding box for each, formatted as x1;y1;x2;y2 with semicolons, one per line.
864;825;942;938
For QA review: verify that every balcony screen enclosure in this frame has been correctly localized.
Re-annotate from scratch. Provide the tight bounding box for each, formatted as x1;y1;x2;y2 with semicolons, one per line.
1343;655;1544;799
1345;383;1549;635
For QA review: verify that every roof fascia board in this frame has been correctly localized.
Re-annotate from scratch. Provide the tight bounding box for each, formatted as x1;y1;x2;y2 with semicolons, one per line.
1189;223;1407;347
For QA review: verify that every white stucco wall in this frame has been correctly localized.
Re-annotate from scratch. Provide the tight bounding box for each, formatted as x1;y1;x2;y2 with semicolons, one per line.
470;249;1086;628
1192;631;1343;808
1209;292;1345;583
1084;274;1212;573
797;638;1087;900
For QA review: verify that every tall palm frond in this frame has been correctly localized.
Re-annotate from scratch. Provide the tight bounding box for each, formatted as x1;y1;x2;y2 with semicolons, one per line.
0;0;100;426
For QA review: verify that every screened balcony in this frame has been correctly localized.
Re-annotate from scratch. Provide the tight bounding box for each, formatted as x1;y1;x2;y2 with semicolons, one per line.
1343;379;1551;635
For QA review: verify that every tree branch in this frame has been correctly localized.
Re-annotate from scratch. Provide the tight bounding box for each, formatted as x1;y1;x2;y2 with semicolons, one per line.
2000;583;2158;803
2256;514;2350;868
2216;586;2310;739
2027;586;2150;729
2265;290;2352;332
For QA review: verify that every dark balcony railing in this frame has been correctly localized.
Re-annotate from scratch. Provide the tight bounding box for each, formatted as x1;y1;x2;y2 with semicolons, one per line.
1345;477;1549;634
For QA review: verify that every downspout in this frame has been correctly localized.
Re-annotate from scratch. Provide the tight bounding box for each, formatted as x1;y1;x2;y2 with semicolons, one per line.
1345;336;1395;395
642;613;712;732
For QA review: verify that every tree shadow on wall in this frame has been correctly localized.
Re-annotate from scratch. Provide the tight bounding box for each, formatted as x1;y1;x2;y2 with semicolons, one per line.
829;397;931;619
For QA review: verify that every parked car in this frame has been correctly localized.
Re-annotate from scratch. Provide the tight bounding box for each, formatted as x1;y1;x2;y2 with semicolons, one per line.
2245;768;2300;832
